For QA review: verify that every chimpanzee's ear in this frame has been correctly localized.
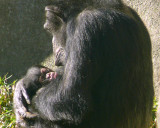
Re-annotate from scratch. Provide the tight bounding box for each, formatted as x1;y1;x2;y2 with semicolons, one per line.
45;5;65;21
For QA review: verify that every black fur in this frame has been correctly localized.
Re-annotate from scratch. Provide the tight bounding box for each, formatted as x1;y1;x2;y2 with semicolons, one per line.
14;0;154;128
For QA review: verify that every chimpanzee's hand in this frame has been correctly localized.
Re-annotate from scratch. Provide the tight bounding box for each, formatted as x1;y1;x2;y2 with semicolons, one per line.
13;79;38;127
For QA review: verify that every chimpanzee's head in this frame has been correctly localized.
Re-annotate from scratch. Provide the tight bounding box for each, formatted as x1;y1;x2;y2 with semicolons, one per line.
44;5;67;66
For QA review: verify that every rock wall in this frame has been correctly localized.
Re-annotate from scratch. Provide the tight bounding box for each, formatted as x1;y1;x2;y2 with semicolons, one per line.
0;0;53;80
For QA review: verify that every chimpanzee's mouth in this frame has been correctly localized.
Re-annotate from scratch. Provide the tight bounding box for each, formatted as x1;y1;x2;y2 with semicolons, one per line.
55;47;64;66
56;47;63;58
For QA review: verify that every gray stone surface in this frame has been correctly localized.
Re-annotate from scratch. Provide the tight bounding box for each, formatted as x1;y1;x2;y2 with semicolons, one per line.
0;0;54;81
123;0;160;97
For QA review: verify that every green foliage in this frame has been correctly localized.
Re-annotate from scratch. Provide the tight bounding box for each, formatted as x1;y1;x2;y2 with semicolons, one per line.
0;74;16;128
150;97;158;128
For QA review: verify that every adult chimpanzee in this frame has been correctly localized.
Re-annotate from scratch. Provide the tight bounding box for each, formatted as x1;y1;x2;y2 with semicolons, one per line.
13;0;154;128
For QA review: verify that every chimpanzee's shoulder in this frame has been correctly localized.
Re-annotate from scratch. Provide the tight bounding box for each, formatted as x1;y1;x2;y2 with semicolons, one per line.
76;7;135;24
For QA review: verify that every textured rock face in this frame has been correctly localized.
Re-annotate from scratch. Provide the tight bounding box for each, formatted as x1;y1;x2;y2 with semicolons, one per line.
123;0;160;97
0;0;53;80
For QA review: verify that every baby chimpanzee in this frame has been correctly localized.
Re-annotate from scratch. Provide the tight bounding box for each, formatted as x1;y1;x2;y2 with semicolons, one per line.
13;65;59;127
